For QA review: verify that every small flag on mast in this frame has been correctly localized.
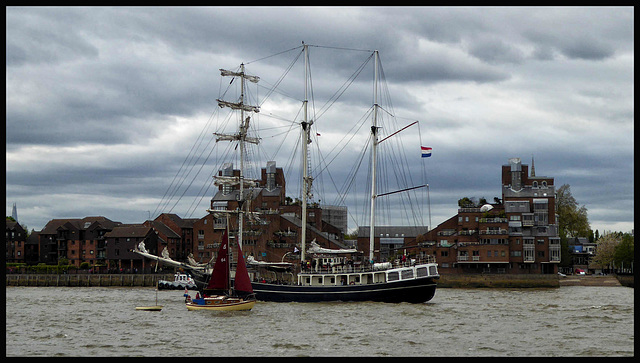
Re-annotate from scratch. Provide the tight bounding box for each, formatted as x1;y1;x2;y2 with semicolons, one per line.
421;146;432;158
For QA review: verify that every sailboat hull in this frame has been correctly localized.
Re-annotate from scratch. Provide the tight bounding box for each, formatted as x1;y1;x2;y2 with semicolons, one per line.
251;276;438;303
135;305;163;311
186;298;255;311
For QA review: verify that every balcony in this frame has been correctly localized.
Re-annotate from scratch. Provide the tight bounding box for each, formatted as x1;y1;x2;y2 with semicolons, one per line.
479;217;507;223
458;230;476;236
479;228;508;235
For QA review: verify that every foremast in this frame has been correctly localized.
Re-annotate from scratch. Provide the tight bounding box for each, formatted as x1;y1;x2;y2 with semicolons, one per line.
212;64;260;250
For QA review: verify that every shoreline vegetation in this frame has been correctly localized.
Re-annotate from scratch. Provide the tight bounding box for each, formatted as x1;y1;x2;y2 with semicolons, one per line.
5;273;632;288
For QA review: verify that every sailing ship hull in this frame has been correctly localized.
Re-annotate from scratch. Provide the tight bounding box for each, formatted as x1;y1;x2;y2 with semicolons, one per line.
251;276;437;303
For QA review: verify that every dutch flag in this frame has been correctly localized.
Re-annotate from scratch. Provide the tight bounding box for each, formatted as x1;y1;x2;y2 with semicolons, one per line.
421;146;432;158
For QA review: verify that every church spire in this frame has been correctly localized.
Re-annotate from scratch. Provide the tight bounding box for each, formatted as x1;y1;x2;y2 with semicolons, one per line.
12;202;18;222
530;155;536;177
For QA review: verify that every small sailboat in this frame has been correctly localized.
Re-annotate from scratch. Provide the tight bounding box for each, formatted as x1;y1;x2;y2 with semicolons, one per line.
185;230;256;311
136;280;164;311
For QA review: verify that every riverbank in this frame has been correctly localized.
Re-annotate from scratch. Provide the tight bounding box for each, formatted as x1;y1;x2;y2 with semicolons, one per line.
558;274;623;287
436;273;634;288
437;273;560;288
5;273;174;287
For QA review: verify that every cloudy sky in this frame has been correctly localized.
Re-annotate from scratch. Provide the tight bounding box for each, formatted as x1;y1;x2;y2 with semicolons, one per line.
6;6;634;235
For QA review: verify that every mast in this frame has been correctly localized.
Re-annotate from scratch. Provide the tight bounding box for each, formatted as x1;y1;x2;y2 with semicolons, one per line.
300;43;313;262
369;50;379;264
214;64;260;251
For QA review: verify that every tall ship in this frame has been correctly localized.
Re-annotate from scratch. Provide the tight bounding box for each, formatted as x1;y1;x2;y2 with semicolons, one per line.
135;43;439;303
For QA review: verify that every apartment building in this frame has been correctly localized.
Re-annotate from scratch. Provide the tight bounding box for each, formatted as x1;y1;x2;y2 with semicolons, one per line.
38;216;121;267
416;157;561;275
5;219;27;264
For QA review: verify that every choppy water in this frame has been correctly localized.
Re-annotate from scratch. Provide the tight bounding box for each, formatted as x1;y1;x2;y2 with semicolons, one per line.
5;286;634;356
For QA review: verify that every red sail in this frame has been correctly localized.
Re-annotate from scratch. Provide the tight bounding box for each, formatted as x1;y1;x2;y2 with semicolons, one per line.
207;230;229;291
234;241;253;295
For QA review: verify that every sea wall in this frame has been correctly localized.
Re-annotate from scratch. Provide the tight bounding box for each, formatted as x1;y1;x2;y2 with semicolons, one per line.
437;274;560;288
5;274;174;287
615;274;634;288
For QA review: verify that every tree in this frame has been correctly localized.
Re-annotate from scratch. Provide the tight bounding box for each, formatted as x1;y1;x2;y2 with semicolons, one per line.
458;197;474;208
591;233;619;271
613;233;634;269
556;184;590;238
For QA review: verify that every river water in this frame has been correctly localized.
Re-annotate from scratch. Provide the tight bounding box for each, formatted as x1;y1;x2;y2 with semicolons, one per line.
5;285;633;357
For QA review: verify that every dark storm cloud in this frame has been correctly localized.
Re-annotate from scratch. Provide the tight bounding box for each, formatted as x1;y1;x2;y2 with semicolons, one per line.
6;6;634;234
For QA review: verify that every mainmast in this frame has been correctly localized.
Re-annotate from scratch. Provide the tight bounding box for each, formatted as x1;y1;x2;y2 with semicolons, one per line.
213;64;260;250
369;50;379;264
300;43;313;262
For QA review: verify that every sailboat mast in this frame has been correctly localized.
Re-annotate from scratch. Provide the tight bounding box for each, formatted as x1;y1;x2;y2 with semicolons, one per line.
300;43;311;262
369;50;379;264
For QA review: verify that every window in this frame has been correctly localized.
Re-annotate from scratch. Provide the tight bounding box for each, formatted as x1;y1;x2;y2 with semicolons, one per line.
440;251;449;257
487;251;492;257
416;267;428;277
401;270;414;279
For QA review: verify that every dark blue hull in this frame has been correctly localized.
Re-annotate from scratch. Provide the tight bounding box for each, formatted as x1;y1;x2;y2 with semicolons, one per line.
251;276;438;303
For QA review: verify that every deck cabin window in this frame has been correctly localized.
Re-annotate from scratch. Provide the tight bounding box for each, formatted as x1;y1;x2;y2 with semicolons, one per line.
429;266;438;276
401;269;414;280
387;271;399;281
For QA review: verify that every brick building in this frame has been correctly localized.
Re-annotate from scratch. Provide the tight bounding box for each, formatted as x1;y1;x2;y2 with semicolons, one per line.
414;157;561;275
191;161;348;266
5;219;27;264
104;224;162;272
38;216;121;267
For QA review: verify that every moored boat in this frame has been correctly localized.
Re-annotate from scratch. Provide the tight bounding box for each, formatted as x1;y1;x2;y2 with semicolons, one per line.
136;280;164;311
134;43;439;304
158;272;197;290
184;229;256;311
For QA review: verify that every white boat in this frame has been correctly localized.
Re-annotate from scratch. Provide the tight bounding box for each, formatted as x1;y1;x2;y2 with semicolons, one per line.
158;273;197;290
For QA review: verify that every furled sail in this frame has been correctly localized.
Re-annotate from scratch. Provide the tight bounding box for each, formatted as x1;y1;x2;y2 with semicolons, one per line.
306;240;358;255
